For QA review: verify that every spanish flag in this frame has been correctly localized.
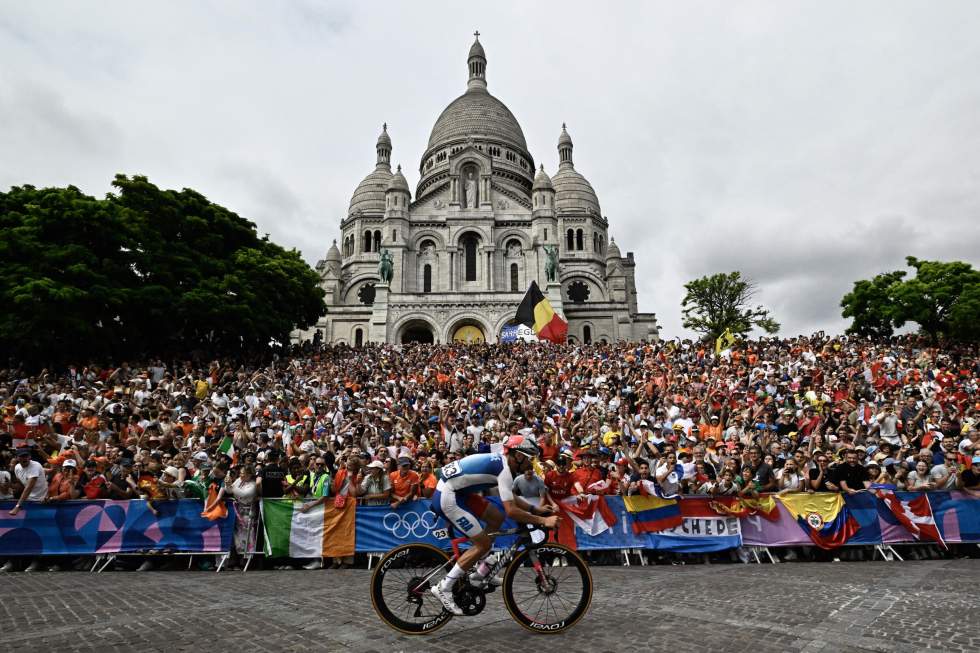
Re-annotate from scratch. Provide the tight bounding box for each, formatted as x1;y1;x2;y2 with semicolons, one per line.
708;495;779;522
515;281;567;344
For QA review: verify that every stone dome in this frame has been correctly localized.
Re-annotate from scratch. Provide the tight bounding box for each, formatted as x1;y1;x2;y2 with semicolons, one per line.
532;164;554;191
348;125;394;216
553;123;600;215
558;124;573;147
325;239;341;262
386;164;410;194
348;166;392;216
553;166;601;215
427;88;527;152
468;36;486;60
376;123;391;148
605;237;622;259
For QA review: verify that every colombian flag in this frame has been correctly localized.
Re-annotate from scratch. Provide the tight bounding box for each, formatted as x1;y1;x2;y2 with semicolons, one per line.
623;495;683;533
515;281;567;344
776;493;860;549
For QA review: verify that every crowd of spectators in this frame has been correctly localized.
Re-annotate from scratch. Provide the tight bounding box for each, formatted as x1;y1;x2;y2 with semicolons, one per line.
2;333;979;571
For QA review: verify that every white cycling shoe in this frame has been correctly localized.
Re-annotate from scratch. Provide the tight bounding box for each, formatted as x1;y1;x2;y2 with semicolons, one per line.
431;583;464;616
468;571;503;588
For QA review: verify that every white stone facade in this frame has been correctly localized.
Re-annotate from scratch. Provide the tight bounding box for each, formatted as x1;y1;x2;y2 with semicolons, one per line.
301;34;659;345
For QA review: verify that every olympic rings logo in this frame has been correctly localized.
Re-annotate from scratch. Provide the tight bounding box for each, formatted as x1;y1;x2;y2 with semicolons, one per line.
383;510;439;539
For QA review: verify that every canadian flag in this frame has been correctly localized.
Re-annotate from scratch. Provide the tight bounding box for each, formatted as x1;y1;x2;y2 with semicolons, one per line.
873;489;947;550
553;494;617;550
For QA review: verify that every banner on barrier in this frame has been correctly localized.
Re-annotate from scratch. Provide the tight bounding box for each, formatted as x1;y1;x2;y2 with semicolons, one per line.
927;491;980;544
338;492;980;554
262;499;355;558
572;497;648;550
353;496;644;553
355;501;445;552
644;497;741;552
0;499;233;556
7;492;980;558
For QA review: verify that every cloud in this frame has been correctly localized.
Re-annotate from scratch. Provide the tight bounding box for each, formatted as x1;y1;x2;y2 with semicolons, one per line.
2;1;979;338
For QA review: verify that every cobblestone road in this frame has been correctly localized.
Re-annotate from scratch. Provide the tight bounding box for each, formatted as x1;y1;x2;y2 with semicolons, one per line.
1;559;978;653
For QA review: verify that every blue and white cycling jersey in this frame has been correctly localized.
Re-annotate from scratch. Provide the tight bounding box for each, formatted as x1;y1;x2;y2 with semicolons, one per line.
437;453;515;503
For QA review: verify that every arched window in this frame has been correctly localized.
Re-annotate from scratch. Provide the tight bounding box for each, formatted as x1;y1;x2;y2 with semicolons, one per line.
363;230;372;252
575;229;584;251
510;263;519;292
583;325;592;344
373;230;382;252
593;233;598;251
423;264;432;293
566;229;574;251
354;328;363;347
463;234;478;282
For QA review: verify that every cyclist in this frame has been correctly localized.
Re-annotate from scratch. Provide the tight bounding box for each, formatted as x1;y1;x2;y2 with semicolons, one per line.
429;435;560;615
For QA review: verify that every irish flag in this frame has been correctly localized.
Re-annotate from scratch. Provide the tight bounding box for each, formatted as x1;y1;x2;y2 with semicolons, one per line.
261;499;355;558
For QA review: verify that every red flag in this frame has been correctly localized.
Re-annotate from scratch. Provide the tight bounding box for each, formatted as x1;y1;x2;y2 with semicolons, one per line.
552;495;617;550
873;489;947;550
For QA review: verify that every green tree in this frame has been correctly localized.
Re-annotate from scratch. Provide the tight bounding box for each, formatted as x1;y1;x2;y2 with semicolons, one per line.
948;282;980;342
890;257;980;342
681;271;780;342
0;176;326;366
0;184;141;363
841;257;980;343
109;174;325;354
840;270;906;338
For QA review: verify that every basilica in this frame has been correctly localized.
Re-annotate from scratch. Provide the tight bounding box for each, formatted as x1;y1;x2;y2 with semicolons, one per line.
304;34;659;345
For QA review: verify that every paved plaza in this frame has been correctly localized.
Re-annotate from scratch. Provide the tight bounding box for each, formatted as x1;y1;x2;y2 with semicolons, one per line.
1;559;978;652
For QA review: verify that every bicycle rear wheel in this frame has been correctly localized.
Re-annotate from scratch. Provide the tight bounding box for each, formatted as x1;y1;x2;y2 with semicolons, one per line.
501;543;592;633
370;543;454;635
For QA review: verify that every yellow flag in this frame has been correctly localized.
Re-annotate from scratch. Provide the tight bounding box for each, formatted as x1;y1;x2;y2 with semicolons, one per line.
715;328;736;354
776;492;845;526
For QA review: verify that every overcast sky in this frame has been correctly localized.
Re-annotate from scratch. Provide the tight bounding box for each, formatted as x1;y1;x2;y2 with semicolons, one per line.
2;1;979;338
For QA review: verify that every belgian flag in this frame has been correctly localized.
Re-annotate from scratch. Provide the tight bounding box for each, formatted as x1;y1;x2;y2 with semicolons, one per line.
515;281;567;344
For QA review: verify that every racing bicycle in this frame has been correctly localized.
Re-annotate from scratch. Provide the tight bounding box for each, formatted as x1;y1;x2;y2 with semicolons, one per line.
370;524;592;634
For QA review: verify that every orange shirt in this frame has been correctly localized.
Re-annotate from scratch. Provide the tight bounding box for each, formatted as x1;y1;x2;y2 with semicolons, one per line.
699;422;723;442
420;473;438;492
48;475;78;501
389;470;420;499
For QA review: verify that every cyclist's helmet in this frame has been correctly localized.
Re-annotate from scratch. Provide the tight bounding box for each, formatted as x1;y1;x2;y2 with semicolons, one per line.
503;435;540;459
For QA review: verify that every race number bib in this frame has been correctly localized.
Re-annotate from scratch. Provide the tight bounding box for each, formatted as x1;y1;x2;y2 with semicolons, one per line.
441;461;462;479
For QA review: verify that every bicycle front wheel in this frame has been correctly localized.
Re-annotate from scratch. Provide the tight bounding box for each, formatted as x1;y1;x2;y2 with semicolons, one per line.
501;543;593;633
370;543;454;635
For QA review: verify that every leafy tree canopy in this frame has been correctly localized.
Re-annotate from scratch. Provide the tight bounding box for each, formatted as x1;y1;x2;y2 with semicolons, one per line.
0;175;325;366
841;257;980;342
681;271;780;342
840;270;906;338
